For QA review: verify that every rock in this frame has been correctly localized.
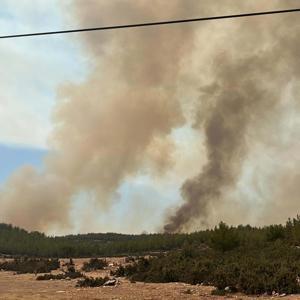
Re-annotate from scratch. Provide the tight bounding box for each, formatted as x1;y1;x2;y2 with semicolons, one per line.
280;293;287;297
103;279;117;286
183;289;192;295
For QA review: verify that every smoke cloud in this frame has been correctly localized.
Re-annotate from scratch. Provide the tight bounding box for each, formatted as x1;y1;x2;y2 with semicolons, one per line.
0;0;199;231
164;2;300;232
0;1;299;232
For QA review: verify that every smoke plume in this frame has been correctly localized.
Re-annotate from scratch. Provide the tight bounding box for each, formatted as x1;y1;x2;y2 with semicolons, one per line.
164;2;300;232
0;0;199;231
0;1;299;233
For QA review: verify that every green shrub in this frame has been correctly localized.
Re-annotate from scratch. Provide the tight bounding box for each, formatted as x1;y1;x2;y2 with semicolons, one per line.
36;270;83;280
76;276;109;287
210;222;240;252
117;244;300;295
211;289;226;296
36;273;65;280
82;258;107;272
0;257;60;274
266;225;285;242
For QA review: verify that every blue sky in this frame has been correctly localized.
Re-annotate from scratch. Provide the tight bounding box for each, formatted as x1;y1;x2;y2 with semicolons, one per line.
0;144;46;183
0;2;63;175
0;0;87;149
0;1;88;168
0;1;88;232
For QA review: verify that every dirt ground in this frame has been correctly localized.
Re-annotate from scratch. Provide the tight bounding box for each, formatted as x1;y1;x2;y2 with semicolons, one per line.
1;258;300;300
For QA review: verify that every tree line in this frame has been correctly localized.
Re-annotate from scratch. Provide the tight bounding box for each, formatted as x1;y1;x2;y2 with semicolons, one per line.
1;217;300;258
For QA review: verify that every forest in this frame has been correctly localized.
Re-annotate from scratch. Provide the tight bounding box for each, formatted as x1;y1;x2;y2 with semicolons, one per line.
3;218;300;294
2;218;300;258
0;223;195;257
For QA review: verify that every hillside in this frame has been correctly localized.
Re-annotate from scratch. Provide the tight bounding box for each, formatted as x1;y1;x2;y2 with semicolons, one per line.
2;216;300;258
0;223;203;257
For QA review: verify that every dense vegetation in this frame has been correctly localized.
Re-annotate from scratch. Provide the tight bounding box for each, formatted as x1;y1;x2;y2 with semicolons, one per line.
3;217;300;294
0;257;59;274
113;219;300;295
2;217;300;258
0;223;195;257
82;258;108;271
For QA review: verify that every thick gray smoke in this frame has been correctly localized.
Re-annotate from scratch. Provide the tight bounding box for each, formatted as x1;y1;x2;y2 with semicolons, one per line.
164;3;300;232
0;1;299;233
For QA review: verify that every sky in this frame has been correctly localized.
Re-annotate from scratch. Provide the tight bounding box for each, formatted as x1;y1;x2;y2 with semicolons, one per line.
0;0;89;149
0;1;299;235
0;1;202;234
0;144;46;183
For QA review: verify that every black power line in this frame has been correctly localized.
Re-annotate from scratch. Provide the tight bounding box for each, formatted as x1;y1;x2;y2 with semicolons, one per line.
1;8;300;39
